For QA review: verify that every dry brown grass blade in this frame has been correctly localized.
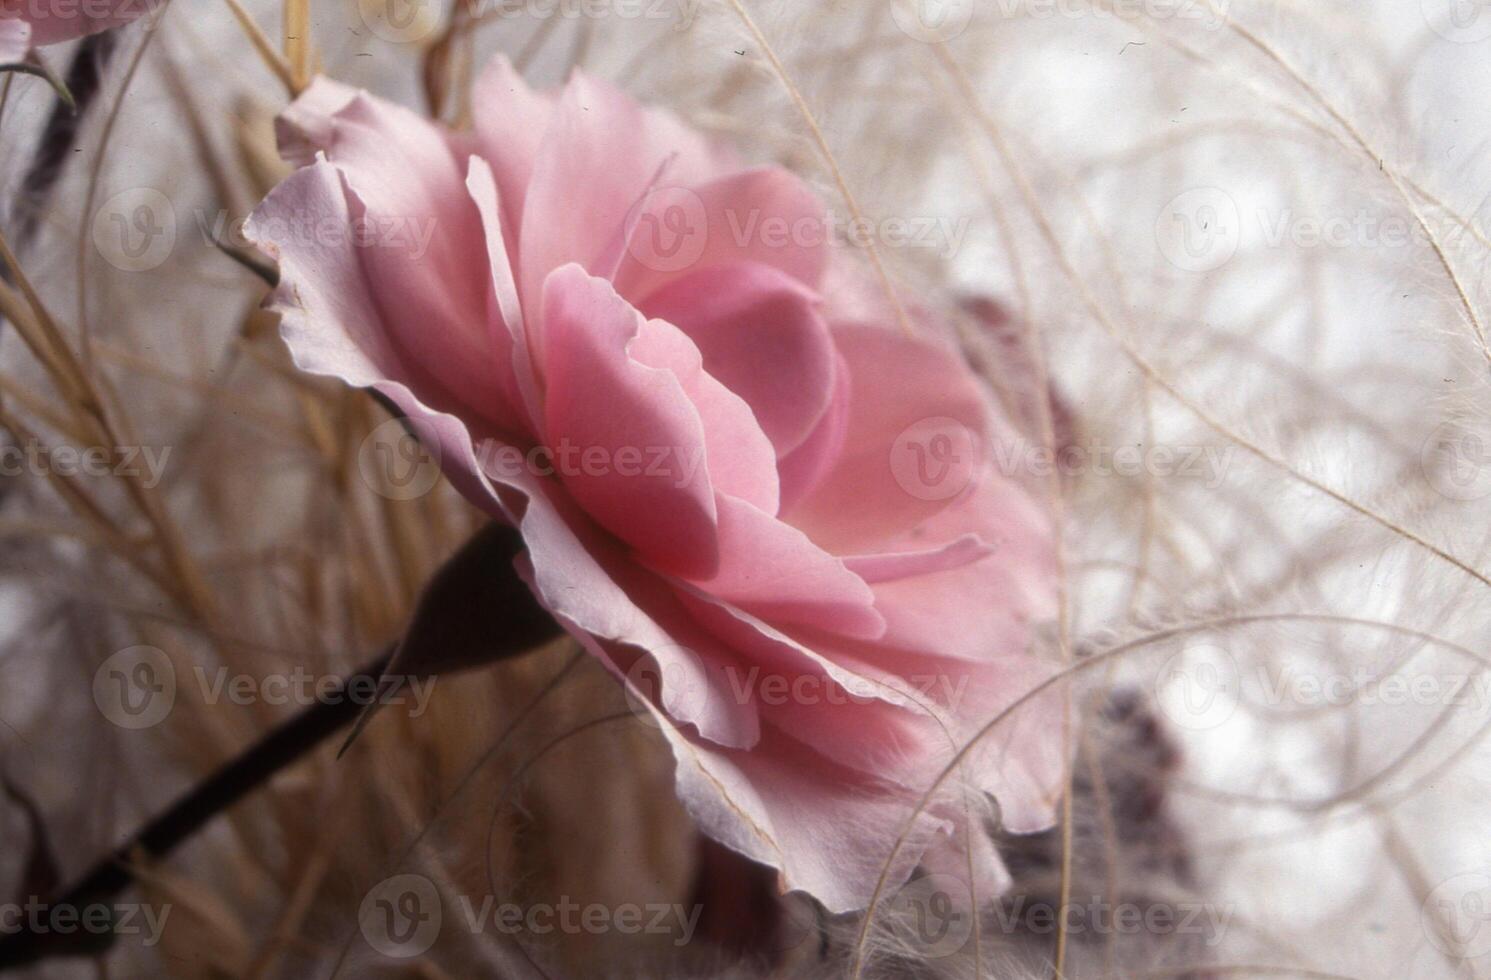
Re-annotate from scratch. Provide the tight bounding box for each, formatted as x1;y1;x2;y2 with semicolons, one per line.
283;0;311;90
848;611;1491;979
0;372;93;445
222;0;300;97
0;247;96;415
1;227;219;623
75;18;161;377
0;406;179;602
929;42;1491;598
1200;0;1491;371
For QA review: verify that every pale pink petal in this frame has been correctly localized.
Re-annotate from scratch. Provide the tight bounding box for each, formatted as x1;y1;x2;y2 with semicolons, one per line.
675;589;948;780
541;264;720;578
518;70;722;330
470;55;554;249
1;0;143;46
274;76;359;166
679;560;1063;835
678;493;884;640
808;628;1067;837
505;493;761;750
921;651;1067;834
638;263;838;460
279;89;517;429
786;322;992;554
656;720;957;914
246;162;402;390
245;160;514;518
868;520;1055;670
843;533;992;583
630;317;779;515
249;140;523;434
465;156;540;436
775;352;851;510
0;17;29;62
613;168;830;304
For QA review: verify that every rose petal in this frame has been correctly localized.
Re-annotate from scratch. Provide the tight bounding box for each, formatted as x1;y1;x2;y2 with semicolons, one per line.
507;507;761;750
843;533;993;584
656;720;955;914
0;0;141;46
639;262;838;461
676;589;945;781
470;55;555;253
281;89;514;428
0;17;29;62
630;317;779;515
786;322;992;554
245;160;513;517
679;493;884;640
465;156;540;436
541;264;720;578
613;168;830;304
856;458;1058;660
274;76;359;166
518;70;723;332
775;351;851;510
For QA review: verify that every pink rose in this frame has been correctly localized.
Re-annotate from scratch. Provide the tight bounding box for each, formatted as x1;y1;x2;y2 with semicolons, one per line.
247;58;1064;912
0;0;150;60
